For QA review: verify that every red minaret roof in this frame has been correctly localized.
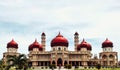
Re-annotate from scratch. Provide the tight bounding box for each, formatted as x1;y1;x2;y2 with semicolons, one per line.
7;39;18;48
102;38;113;48
51;32;69;47
74;32;79;35
41;32;46;36
28;39;43;51
77;39;92;51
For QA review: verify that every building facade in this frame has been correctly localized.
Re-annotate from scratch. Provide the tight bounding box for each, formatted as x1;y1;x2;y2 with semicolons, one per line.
3;32;118;67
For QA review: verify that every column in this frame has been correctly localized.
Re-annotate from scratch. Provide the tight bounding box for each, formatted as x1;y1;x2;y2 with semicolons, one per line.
107;56;109;66
62;60;64;66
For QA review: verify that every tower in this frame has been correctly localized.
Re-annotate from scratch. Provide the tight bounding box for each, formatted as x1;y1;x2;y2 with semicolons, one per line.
99;38;118;66
74;32;79;51
41;32;46;51
3;39;20;65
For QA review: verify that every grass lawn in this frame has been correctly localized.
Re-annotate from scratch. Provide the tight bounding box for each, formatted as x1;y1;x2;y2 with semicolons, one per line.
75;68;120;70
31;67;120;70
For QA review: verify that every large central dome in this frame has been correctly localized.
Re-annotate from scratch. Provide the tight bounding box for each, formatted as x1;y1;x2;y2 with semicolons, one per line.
51;32;69;47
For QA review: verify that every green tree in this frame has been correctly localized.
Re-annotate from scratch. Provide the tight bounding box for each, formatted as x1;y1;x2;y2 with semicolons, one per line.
6;54;28;70
96;64;101;70
49;64;56;69
0;59;6;70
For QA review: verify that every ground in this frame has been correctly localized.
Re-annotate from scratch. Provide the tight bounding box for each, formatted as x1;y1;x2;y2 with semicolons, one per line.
33;67;120;70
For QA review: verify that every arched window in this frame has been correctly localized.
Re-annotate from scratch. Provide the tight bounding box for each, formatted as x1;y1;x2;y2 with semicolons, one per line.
58;47;61;51
109;54;114;59
53;48;55;51
102;55;107;59
64;48;66;51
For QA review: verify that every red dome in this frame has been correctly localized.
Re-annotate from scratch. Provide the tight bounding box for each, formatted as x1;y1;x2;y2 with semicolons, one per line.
51;32;68;47
29;39;43;51
74;32;79;35
102;38;113;48
7;39;18;48
77;39;92;51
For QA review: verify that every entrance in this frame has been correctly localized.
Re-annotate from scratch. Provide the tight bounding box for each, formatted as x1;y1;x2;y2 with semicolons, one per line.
57;58;62;66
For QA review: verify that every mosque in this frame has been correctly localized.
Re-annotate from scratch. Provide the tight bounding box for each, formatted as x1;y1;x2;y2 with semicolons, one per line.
3;32;118;67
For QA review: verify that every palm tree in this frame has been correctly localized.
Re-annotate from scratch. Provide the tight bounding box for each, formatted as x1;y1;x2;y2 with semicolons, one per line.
0;59;6;70
7;54;28;70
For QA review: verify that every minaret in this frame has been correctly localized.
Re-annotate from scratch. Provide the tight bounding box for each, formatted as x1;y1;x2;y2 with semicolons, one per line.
74;32;79;51
41;32;46;51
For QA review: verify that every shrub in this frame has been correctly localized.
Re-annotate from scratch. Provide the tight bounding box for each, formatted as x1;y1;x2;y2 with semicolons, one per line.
96;64;101;70
49;64;56;69
75;65;79;69
64;64;72;69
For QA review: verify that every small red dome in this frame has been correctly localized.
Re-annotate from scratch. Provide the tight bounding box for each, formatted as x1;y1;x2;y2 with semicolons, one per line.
102;38;113;48
29;39;43;51
7;39;18;48
74;32;79;35
41;32;46;36
51;32;68;47
77;39;92;51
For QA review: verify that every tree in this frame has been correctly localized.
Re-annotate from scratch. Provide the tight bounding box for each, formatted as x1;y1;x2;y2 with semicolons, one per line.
0;59;6;70
96;64;101;70
6;54;28;70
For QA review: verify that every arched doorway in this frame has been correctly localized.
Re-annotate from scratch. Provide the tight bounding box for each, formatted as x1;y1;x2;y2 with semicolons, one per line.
57;58;62;66
64;61;67;65
52;61;56;65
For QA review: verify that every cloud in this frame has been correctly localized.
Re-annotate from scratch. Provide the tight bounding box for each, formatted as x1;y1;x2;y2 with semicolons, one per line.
0;0;120;60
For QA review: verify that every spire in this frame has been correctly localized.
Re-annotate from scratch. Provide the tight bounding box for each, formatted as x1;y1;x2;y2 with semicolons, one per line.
57;32;63;37
12;38;14;41
58;31;60;35
82;38;85;43
106;38;108;41
35;38;37;42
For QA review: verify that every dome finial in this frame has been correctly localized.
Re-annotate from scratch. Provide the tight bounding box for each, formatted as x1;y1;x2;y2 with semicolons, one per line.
12;38;14;41
58;31;61;35
35;38;37;42
106;38;108;40
82;38;85;42
57;31;63;37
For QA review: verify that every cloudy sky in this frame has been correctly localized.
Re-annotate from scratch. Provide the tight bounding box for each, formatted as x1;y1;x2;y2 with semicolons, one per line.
0;0;120;60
